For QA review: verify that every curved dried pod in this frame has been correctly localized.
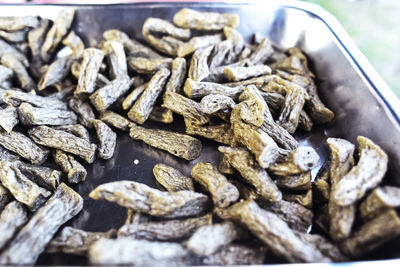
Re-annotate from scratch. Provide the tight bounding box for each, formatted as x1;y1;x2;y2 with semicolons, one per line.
28;126;97;164
143;17;190;40
327;137;356;241
129;124;202;161
128;68;170;124
89;180;209;218
54;124;90;142
200;94;235;115
268;146;319;176
92;120;117;160
41;9;75;62
118;213;211;241
128;57;172;74
177;33;223;57
100;40;127;79
360;186;400;221
47;227;115;256
184;78;245;99
218;146;282;202
38;55;73;91
0;201;28;251
224;64;272;82
187;221;241;256
191;162;239;208
3;90;68;110
68;97;96;128
173;8;239;31
99;110;132;131
75;48;104;95
162;91;210;125
220;200;330;263
18;103;78;126
188;45;213;82
333;136;388;206
0;130;49;165
0;183;83;265
1;53;35;91
153;163;195;192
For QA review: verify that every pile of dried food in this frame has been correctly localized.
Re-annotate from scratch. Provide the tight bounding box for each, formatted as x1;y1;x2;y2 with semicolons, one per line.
0;7;399;265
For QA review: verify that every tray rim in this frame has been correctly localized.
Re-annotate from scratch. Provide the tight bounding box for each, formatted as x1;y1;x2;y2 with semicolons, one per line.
0;1;399;265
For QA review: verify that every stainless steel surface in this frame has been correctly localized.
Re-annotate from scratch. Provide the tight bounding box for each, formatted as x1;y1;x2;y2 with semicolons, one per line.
1;1;400;265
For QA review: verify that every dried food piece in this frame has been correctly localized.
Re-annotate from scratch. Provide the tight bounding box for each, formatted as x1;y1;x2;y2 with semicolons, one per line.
38;55;73;91
28;126;97;163
0;106;18;133
54;124;90;143
129;124;202;160
47;227;115;256
118;213;211;241
202;244;266;265
62;31;84;58
153;163;195;191
209;40;234;69
283;190;312;209
0;65;13;84
143;17;191;40
53;150;87;183
1;54;35;91
0;39;29;67
99;110;131;131
3;89;68;110
223;27;245;54
89;238;188;265
149;106;174;123
277;84;309;133
275;172;311;191
163;91;210;125
90;75;132;112
188;45;213;82
268;146;319;176
340;209;400;258
0;30;26;43
220;200;329;263
296;232;347;261
178;34;223;57
0;145;20;162
89;180;209;218
68;97;96;128
262;199;313;232
218;155;235;175
0;201;28;250
184;78;244;99
0;184;11;211
165;57;186;96
41;9;75;62
200;94;235;114
0;183;83;264
247;37;274;65
359;186;400;221
28;19;50;62
92;119;117;160
187;221;240;256
224;64;272;82
0;130;49;165
0;16;39;31
103;29;163;59
218;146;282;202
185;120;235;145
101;40;127;78
173;8;239;31
128;68;170;124
128;57;172;74
122;83;146;111
18;103;78;126
191;162;239;208
0;161;51;211
75;48;104;95
327;137;356;241
333;136;388;206
13;160;61;190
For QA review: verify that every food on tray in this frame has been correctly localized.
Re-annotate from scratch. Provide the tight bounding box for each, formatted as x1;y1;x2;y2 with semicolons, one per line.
0;7;398;266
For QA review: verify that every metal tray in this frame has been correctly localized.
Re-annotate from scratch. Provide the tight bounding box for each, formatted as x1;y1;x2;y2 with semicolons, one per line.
1;1;400;265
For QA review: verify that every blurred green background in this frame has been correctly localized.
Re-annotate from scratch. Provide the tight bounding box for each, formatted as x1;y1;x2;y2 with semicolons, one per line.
302;0;400;98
